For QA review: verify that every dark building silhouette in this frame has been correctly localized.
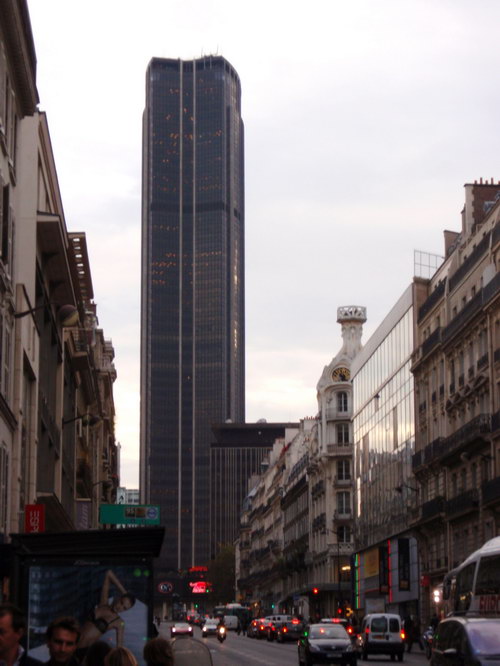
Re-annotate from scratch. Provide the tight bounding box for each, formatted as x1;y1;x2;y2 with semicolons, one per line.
210;422;299;556
140;56;245;571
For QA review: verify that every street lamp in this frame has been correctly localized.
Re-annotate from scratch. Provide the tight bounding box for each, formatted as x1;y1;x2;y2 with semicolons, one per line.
62;413;100;427
14;302;79;326
321;527;344;614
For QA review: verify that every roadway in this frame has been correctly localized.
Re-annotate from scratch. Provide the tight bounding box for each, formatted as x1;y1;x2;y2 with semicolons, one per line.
159;624;430;666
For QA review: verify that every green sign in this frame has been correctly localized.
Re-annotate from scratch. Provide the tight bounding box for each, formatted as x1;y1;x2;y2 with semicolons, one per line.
99;504;160;526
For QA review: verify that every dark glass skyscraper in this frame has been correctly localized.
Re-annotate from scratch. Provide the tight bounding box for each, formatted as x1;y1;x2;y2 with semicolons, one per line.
140;56;245;571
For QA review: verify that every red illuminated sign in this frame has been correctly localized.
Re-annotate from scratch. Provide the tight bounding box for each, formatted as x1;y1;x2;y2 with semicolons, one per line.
189;580;211;593
24;504;45;533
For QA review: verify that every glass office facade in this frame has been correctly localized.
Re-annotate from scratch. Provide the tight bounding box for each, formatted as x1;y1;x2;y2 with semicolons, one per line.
353;291;415;550
141;57;245;570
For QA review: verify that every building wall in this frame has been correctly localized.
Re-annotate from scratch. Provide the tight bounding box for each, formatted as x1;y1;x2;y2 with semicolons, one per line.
351;286;420;616
141;56;245;569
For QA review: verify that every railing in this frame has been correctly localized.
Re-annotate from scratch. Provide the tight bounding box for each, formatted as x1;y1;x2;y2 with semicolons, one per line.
448;232;490;292
442;289;483;344
422;327;442;358
326;443;353;456
445;489;479;516
440;414;491;459
477;353;489;370
421;496;445;520
483;271;500;304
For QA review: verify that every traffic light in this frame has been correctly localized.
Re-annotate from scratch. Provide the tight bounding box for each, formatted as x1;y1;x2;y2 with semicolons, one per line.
313;587;319;595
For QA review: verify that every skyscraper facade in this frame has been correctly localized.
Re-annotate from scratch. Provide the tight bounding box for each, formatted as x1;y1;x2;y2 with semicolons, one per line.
140;56;245;570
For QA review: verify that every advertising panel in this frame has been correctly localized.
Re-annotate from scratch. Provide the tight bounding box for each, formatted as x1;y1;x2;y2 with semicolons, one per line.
364;547;380;578
25;561;152;665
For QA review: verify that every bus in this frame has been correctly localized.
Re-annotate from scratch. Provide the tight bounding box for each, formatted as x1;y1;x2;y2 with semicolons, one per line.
213;603;252;626
443;537;500;615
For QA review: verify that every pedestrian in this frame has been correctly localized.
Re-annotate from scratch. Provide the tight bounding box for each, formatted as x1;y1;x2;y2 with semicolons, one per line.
0;603;43;666
81;641;111;666
403;615;414;652
104;647;137;666
45;617;81;666
143;638;174;666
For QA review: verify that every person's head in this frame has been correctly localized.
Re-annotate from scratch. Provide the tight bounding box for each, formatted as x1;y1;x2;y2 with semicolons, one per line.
83;641;112;666
0;604;26;660
104;647;138;666
112;593;136;613
46;617;81;664
143;638;174;666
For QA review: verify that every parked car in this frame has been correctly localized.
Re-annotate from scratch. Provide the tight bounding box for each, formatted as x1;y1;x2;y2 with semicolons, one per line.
356;613;404;661
170;622;193;638
298;622;357;666
430;616;500;666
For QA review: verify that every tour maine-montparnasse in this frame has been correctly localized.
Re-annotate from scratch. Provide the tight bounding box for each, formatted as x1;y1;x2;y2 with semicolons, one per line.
140;55;245;577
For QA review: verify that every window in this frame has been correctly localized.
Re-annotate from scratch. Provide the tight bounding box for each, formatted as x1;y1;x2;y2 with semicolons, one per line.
337;423;350;445
337;525;351;543
0;442;8;533
337;460;350;480
337;491;351;514
337;392;348;413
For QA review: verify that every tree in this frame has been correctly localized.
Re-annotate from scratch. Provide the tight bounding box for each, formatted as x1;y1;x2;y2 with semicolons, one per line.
207;544;235;604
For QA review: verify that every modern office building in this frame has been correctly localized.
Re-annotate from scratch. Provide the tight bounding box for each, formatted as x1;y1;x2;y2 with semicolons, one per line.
210;422;299;558
140;56;245;572
351;286;420;617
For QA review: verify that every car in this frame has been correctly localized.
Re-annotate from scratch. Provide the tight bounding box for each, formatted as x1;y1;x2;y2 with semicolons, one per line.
170;622;193;638
430;616;500;666
201;618;219;637
298;622;357;666
247;617;271;638
356;613;404;661
274;617;305;642
320;619;356;643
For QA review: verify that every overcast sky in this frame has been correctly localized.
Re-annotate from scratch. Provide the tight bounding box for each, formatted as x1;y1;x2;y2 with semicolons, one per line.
26;0;500;487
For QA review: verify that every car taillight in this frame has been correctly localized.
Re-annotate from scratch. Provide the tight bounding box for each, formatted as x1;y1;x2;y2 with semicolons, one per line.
365;627;370;634
260;625;264;630
283;627;288;633
347;626;353;634
292;619;299;625
400;631;405;640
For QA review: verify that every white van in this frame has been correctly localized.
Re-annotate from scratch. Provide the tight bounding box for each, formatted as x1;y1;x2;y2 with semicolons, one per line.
356;613;404;661
223;615;239;630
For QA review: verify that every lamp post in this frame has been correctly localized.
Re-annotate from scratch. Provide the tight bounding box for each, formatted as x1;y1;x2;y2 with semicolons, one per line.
321;527;344;614
14;302;79;326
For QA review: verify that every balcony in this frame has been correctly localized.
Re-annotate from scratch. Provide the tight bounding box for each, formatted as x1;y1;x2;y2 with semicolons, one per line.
421;327;442;359
418;279;446;322
482;476;500;506
334;475;352;487
442;289;483;345
421;496;445;521
440;414;491;461
334;510;352;522
448;232;490;292
445;488;479;517
326;443;353;457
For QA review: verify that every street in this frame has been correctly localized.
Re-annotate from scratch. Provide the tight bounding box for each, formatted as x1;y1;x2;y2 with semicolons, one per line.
160;624;430;666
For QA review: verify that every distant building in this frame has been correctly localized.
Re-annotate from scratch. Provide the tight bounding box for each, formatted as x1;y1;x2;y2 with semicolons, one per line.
210;422;299;558
140;55;245;571
117;488;140;505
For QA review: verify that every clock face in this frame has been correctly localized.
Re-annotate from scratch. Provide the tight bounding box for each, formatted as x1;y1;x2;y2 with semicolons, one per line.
332;367;350;382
